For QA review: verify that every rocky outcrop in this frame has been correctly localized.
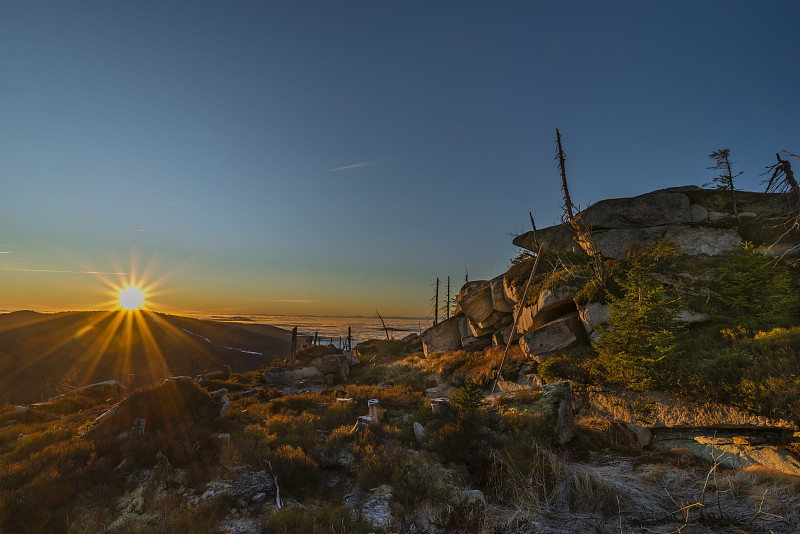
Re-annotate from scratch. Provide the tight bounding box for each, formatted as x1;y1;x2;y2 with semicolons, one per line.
513;187;796;259
515;286;578;334
539;381;577;444
576;189;694;229
421;316;463;357
309;352;360;381
652;430;800;475
263;366;323;385
663;225;740;256
571;385;797;430
458;281;496;324
489;275;514;313
578;302;610;335
85;380;226;439
518;313;586;362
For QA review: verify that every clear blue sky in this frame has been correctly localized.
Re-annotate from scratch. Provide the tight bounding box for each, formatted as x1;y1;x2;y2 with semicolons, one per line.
1;1;798;316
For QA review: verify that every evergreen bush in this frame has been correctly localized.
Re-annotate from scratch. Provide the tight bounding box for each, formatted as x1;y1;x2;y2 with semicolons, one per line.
713;242;799;329
592;241;682;389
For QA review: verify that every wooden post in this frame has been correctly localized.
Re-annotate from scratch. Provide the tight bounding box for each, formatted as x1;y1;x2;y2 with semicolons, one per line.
347;326;352;351
314;331;318;346
290;327;297;365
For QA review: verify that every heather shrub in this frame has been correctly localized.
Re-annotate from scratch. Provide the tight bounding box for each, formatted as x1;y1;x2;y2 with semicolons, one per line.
538;346;599;384
267;444;321;500
264;502;372;534
265;393;317;415
263;412;319;451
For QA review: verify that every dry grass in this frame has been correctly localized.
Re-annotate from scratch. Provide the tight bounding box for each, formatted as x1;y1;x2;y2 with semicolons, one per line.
424;345;528;387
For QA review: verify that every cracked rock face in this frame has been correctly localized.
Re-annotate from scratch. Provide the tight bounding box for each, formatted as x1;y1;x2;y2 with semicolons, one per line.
518;313;585;361
359;485;392;529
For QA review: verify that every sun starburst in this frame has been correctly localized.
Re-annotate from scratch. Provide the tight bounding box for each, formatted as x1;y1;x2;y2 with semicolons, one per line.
118;285;146;310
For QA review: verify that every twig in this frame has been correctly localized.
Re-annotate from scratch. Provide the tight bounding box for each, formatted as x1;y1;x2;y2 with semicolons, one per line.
266;460;282;509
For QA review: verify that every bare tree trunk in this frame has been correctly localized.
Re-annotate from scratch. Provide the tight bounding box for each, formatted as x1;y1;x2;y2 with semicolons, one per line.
491;243;544;394
445;276;451;319
556;128;574;221
724;158;741;229
433;277;439;326
290;327;297;365
529;211;540;252
376;311;390;340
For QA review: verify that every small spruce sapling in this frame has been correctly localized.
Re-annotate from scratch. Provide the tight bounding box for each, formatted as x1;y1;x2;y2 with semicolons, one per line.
592;241;682;389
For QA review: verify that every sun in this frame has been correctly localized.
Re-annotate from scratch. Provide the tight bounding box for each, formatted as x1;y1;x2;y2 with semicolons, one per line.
118;285;146;310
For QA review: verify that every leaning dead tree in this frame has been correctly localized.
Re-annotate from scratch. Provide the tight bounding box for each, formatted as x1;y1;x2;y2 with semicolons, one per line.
707;148;742;230
376;310;390;340
491;243;544;394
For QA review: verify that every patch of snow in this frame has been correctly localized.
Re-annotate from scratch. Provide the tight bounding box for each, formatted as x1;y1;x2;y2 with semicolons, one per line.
180;328;212;343
221;346;263;355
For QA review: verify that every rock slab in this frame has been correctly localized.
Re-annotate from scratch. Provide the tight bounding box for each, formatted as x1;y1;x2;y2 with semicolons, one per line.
421;316;463;357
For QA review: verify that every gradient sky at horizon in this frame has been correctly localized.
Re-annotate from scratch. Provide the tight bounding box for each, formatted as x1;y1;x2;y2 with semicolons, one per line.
2;1;799;317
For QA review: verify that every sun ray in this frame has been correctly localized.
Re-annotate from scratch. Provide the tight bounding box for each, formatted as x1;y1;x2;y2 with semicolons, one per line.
134;310;170;378
79;310;128;384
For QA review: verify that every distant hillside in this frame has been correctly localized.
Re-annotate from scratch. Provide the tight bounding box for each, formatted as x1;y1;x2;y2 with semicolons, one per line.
0;311;291;404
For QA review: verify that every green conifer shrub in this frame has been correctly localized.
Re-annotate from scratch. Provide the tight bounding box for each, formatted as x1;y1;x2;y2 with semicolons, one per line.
451;378;484;413
592;241;682;389
713;243;799;329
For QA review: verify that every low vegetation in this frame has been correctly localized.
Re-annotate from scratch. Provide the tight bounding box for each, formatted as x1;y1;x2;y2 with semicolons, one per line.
2;237;800;532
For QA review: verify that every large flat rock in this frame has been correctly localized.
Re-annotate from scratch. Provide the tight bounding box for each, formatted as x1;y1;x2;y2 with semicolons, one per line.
575;190;693;229
663;225;741;256
457;281;495;324
421;316;462;357
518;312;585;362
571;385;797;430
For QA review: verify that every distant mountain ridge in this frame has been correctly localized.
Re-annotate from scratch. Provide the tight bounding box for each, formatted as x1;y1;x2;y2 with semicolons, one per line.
0;310;291;404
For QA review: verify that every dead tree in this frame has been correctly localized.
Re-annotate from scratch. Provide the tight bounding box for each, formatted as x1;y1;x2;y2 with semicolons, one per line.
529;211;540;252
290;327;298;365
443;276;452;319
764;152;800;212
553;129;605;286
556;128;575;222
376;310;390;340
431;277;440;326
707;148;742;230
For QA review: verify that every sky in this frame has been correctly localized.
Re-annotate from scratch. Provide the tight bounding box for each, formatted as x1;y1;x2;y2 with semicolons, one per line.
1;1;799;317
